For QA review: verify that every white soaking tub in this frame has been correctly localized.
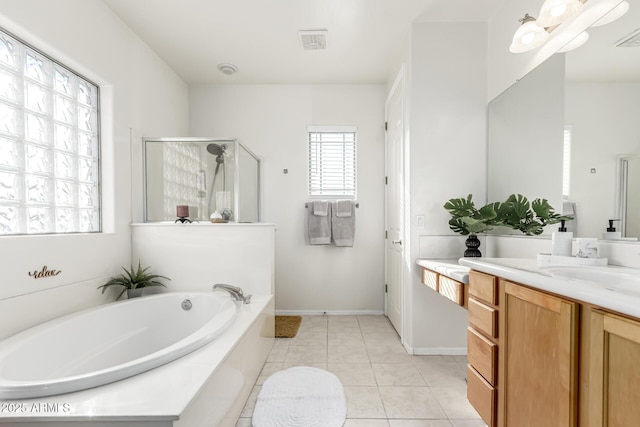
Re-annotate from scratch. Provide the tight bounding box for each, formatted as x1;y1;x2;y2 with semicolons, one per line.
0;292;238;399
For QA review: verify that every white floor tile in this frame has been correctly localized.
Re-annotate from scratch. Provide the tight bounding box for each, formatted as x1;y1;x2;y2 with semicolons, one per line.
389;420;453;427
344;386;387;418
378;386;448;419
241;315;477;426
329;343;370;363
344;419;390;426
284;345;327;363
372;363;426;386
328;362;377;386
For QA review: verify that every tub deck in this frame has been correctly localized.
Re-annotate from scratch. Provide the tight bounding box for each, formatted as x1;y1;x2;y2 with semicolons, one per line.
0;294;274;426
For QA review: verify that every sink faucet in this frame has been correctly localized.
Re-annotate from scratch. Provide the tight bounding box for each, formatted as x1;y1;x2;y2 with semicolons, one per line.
212;283;252;304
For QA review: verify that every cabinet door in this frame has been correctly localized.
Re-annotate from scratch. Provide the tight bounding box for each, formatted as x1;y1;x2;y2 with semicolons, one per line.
588;310;640;427
499;281;578;427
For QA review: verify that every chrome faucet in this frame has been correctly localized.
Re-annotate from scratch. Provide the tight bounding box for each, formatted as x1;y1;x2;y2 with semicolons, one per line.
212;283;252;304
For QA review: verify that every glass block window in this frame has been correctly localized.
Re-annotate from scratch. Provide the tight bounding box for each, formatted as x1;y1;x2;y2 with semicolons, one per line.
0;28;100;235
308;125;357;198
162;143;201;219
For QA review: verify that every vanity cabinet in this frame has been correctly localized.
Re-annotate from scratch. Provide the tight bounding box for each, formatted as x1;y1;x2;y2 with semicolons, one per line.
420;267;467;307
499;280;579;427
584;309;640;427
467;271;500;427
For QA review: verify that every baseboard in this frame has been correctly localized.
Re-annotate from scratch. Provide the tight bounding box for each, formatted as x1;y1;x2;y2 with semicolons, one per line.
411;347;468;356
275;309;385;316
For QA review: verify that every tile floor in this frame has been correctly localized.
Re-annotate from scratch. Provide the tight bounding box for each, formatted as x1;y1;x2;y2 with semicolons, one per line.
236;315;487;427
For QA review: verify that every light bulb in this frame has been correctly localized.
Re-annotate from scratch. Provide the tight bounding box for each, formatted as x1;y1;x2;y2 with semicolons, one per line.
537;0;584;27
510;14;550;53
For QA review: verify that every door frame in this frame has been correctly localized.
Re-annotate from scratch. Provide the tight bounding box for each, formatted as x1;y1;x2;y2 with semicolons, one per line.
384;65;406;340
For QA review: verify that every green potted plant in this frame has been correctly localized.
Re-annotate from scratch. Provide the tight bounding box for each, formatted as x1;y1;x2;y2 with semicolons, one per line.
493;194;571;235
443;194;499;257
98;261;170;300
444;194;573;257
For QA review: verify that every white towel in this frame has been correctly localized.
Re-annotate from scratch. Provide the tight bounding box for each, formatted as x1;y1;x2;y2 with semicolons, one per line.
308;201;332;245
335;200;352;217
313;200;329;216
331;201;355;247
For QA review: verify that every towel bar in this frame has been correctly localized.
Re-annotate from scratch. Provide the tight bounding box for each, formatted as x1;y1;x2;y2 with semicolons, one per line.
305;202;359;208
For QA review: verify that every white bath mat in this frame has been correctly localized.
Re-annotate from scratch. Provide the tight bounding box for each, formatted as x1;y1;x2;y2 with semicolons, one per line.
252;366;346;427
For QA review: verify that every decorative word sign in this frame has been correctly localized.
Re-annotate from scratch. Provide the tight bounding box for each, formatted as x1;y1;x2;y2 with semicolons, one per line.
28;266;62;279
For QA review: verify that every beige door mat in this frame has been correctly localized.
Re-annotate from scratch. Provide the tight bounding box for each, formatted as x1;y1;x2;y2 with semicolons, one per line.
275;315;302;338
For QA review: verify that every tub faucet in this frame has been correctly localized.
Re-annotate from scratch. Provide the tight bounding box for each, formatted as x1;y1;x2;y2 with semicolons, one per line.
212;283;252;304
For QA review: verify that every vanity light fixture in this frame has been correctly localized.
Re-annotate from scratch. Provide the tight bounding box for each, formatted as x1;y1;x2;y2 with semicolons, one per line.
557;30;590;52
591;0;629;26
537;0;584;27
509;0;630;54
510;14;550;53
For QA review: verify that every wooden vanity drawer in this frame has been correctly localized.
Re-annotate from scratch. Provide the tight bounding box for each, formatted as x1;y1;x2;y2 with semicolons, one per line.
468;297;498;338
439;276;464;306
467;364;496;427
469;270;498;305
421;268;438;292
468;326;497;385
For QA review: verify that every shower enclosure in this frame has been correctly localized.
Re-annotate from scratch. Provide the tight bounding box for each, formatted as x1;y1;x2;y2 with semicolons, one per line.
143;137;260;222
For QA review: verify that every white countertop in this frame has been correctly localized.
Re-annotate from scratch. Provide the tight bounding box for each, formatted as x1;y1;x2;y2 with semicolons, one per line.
416;259;470;284
459;258;640;319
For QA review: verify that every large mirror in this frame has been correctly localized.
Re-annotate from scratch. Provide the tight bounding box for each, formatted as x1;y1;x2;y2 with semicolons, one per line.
488;3;640;240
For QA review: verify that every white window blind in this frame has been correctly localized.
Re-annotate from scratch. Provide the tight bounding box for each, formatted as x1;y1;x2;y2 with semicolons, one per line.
562;125;572;198
0;28;100;235
308;126;356;198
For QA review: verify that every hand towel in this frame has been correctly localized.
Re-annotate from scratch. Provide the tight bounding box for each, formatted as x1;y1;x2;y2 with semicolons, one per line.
335;200;352;217
331;201;355;247
308;201;332;245
313;200;329;216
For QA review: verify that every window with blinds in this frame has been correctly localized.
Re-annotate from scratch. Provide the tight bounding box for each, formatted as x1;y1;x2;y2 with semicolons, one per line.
308;126;356;198
562;125;572;198
0;28;100;235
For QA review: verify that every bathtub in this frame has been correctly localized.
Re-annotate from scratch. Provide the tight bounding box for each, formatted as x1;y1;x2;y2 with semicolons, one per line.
0;292;238;400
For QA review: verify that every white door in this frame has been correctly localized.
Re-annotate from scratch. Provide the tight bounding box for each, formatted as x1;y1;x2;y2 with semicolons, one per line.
385;68;404;336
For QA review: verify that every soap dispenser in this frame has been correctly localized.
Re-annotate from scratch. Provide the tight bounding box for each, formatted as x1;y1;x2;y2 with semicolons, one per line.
602;219;622;240
552;220;573;257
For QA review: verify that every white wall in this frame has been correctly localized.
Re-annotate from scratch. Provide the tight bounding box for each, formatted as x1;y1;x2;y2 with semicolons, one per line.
131;224;275;297
404;22;488;353
189;84;386;313
0;0;188;339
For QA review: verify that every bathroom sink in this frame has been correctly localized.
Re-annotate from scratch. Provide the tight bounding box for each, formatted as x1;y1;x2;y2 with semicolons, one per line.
544;266;640;296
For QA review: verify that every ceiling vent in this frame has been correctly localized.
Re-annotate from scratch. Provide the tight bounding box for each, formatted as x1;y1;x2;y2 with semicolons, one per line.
615;27;640;47
298;30;328;50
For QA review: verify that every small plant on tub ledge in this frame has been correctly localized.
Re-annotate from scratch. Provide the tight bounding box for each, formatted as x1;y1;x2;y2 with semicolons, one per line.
444;194;572;257
97;261;171;300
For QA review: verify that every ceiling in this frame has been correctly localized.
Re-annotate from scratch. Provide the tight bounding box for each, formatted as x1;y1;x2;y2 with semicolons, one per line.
101;0;503;85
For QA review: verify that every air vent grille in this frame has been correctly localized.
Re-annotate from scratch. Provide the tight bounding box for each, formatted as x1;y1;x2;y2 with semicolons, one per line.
299;30;328;50
615;27;640;47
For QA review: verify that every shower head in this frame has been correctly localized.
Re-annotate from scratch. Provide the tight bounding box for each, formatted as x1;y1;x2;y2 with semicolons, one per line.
206;143;226;156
